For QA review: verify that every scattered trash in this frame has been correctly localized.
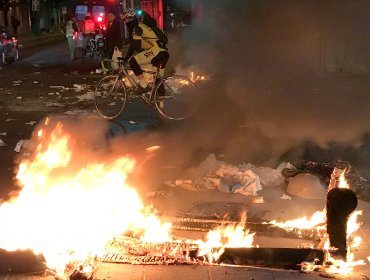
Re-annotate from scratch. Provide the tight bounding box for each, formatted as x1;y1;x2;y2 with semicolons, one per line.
252;196;265;204
95;67;108;74
76;92;94;101
165;179;199;191
254;166;286;188
32;64;44;68
33;81;39;84
146;190;167;198
71;71;79;75
0;139;6;146
72;84;85;92
0;132;7;136
231;170;261;196
16;96;22;100
6;118;16;122
14;140;31;153
218;179;231;193
45;102;65;107
280;194;292;200
64;109;89;116
25;121;37;126
50;85;69;90
175;179;192;186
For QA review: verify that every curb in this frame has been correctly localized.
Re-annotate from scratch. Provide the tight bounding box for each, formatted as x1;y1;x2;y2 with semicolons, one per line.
18;32;65;49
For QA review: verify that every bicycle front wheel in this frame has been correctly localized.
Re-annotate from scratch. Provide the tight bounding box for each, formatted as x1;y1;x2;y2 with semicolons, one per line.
94;75;127;119
154;75;197;120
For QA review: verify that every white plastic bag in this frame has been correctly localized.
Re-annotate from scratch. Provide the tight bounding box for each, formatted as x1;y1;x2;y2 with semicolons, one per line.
111;47;122;70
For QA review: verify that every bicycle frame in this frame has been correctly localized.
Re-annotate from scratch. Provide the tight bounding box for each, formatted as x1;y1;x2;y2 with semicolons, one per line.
119;64;164;103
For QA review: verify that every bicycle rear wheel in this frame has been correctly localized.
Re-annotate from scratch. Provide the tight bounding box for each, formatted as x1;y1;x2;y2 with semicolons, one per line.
154;75;197;120
94;75;127;119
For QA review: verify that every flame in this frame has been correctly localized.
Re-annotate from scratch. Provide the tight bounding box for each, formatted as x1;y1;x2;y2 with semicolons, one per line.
269;210;326;231
338;170;349;189
195;214;255;262
0;120;366;277
189;71;206;83
0;121;171;275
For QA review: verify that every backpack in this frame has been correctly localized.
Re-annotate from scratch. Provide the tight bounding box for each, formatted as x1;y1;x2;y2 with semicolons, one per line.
142;13;168;45
152;25;168;45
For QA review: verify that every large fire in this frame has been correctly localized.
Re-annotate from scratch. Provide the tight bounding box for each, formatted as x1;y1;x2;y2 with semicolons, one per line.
0;119;172;274
0;119;365;277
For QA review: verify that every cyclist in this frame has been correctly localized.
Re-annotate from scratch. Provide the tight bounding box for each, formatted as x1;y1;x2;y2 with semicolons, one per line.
122;10;169;93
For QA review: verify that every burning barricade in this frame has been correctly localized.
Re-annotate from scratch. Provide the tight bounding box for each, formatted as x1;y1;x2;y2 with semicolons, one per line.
0;118;367;279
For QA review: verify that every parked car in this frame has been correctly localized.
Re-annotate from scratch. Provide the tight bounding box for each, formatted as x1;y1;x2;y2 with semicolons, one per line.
0;25;19;64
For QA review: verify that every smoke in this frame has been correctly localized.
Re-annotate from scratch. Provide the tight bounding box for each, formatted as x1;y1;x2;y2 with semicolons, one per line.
7;0;369;201
163;0;370;174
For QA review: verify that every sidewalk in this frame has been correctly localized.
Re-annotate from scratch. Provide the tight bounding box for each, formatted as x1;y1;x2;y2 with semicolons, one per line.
17;30;65;49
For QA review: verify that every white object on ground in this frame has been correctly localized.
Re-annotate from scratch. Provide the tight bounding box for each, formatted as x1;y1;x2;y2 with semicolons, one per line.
286;173;327;199
14;140;30;153
280;194;292;200
231;169;262;196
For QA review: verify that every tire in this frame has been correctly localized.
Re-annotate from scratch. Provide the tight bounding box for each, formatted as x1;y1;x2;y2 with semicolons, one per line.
94;75;127;119
154;75;197;120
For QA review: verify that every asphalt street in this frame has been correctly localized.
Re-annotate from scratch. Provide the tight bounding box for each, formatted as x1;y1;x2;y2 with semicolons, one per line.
0;33;370;280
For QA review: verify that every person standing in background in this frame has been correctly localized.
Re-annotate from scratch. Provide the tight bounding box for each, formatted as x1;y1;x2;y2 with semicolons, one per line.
105;11;123;59
62;15;78;60
81;13;99;51
11;16;21;35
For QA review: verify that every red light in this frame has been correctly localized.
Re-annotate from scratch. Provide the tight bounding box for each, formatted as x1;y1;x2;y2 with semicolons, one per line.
97;16;103;22
102;26;106;31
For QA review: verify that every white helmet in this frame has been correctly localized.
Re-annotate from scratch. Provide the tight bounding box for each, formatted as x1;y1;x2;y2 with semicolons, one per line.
125;8;136;17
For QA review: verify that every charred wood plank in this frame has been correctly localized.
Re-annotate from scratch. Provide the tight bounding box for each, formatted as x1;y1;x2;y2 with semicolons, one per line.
215;247;324;270
168;216;321;240
326;188;358;259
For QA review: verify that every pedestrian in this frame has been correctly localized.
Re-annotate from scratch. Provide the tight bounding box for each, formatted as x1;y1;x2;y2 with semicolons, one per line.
62;15;78;60
50;16;55;32
105;11;123;60
10;15;21;35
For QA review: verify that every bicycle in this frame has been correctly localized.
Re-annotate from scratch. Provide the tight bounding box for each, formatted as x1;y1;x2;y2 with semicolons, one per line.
94;58;197;120
86;34;105;62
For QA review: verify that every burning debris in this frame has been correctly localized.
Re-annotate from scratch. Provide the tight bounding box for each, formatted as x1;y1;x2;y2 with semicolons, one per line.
0;119;367;278
283;160;370;201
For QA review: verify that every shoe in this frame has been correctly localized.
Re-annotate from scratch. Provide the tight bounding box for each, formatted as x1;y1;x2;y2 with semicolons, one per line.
135;86;150;95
